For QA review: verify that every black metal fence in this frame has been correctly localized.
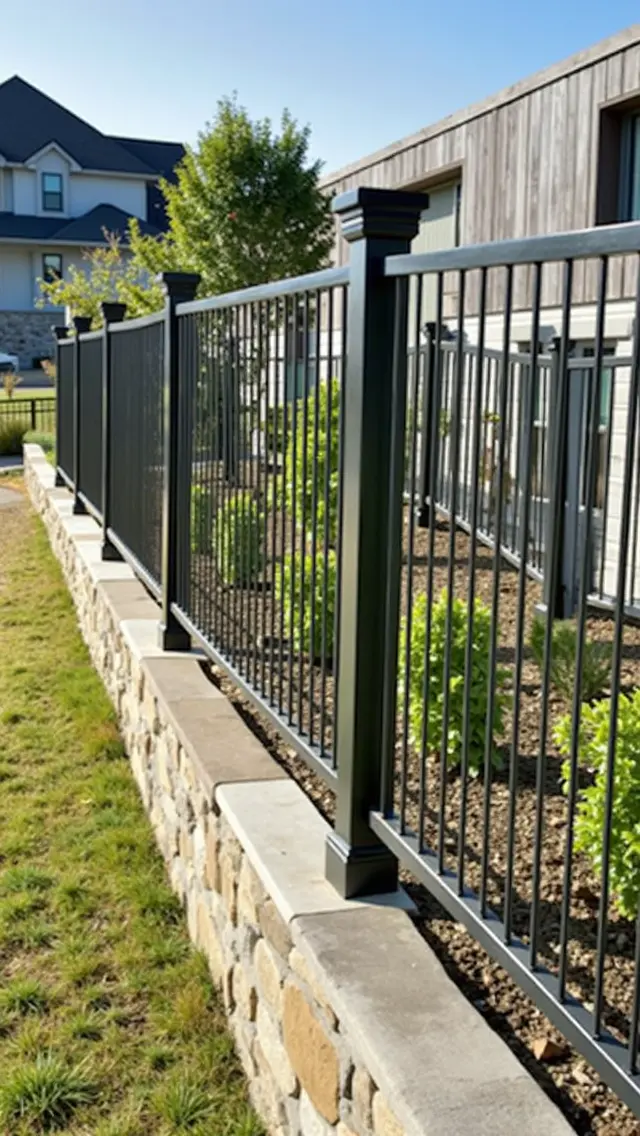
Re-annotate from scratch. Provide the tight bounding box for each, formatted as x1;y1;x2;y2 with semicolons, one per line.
77;332;103;517
57;338;74;483
55;191;640;1115
0;395;56;440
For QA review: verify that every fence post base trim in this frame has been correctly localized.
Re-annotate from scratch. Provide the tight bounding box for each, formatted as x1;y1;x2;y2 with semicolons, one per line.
157;619;191;652
325;830;398;899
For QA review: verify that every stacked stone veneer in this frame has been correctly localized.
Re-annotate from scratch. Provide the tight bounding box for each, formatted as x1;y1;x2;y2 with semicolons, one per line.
0;310;63;368
24;445;573;1136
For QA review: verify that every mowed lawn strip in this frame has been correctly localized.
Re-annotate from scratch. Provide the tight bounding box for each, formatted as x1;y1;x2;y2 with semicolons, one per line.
0;481;261;1136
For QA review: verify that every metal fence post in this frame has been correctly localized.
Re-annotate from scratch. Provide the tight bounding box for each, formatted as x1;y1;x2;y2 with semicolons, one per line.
158;272;200;651
541;336;576;619
325;187;426;899
100;301;126;560
52;325;68;487
417;320;436;527
72;315;91;513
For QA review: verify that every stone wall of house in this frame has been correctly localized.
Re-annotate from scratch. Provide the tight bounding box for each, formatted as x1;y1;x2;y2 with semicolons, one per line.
23;444;572;1136
0;309;64;368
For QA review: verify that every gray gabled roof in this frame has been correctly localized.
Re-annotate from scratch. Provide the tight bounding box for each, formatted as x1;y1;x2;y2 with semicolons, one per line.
0;204;161;244
109;137;184;181
0;77;175;176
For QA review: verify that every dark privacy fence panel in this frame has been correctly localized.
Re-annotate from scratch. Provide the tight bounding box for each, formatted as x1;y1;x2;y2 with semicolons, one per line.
57;339;74;482
173;280;348;782
109;316;165;591
77;333;103;516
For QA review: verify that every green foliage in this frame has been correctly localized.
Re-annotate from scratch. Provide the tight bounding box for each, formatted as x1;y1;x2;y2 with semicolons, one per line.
1;978;49;1016
37;232;167;328
399;590;509;774
24;432;55;455
283;378;340;547
214;492;263;586
275;551;337;660
529;615;611;703
191;485;214;554
39;96;332;326
164;95;333;296
555;691;640;919
154;1074;215;1128
0;1053;97;1129
0;418;29;456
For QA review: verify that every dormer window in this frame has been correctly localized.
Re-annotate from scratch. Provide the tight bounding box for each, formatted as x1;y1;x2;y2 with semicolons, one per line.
42;172;62;212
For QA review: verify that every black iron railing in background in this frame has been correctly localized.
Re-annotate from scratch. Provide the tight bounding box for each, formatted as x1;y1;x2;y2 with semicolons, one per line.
76;331;103;518
54;193;640;1116
107;313;166;595
173;274;348;780
0;395;56;436
56;335;73;484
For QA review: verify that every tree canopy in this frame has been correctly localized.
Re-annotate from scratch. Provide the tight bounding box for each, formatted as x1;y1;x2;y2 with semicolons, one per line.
39;97;334;325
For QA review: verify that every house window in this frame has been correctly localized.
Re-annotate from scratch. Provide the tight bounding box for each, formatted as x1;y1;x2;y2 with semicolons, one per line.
42;254;62;283
42;172;63;212
621;113;640;222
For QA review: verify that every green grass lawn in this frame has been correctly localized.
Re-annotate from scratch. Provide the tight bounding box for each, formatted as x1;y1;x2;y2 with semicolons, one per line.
0;388;56;400
0;482;261;1136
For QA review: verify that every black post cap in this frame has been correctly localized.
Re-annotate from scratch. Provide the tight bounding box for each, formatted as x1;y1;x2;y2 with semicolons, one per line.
73;316;92;334
332;186;427;243
100;302;127;325
157;272;201;301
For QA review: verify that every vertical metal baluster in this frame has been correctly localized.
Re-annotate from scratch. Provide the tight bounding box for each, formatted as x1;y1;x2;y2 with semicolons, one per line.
529;260;574;965
205;312;215;643
331;286;348;766
222;306;232;656
230;305;241;668
250;301;259;688
260;300;270;698
269;298;280;708
240;304;249;675
480;268;519;913
319;290;334;757
279;297;290;717
629;908;640;1072
594;258;640;1037
308;291;322;748
458;267;487;893
210;311;220;646
288;297;299;723
438;271;466;873
398;276;422;832
599;368;616;598
506;353;517;553
298;293;310;733
418;273;444;852
558;256;608;998
630;375;640;607
462;341;473;521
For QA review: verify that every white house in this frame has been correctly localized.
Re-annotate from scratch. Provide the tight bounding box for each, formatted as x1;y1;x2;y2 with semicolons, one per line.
0;76;183;367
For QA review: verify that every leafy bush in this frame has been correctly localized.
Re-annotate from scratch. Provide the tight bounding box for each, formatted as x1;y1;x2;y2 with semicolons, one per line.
399;590;509;773
214;491;262;585
24;430;55;454
0;418;29;456
191;484;213;554
555;691;640;919
283;377;340;547
275;550;337;660
529;615;611;703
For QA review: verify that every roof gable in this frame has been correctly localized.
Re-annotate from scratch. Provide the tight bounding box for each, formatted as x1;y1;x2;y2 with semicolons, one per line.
0;77;155;175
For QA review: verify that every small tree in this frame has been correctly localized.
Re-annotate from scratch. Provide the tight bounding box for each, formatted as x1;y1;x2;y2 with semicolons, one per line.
38;97;334;323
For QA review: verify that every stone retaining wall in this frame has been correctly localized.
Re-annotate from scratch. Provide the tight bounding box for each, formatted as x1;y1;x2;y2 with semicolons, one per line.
23;444;572;1136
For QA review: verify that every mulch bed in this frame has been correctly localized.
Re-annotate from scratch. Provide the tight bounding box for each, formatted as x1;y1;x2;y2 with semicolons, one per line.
194;471;640;1136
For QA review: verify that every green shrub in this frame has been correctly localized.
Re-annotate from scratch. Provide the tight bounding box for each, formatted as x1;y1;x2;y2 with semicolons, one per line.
214;491;262;586
0;418;29;456
399;590;509;773
24;430;55;454
529;615;611;703
555;691;640;919
275;550;337;660
191;484;213;554
283;377;340;547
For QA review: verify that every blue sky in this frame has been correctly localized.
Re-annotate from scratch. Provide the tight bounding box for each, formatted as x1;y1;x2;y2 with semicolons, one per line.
3;2;639;175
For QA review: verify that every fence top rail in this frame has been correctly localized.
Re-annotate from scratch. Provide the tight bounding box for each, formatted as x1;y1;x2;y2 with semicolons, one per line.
175;264;350;317
385;220;640;277
78;330;103;344
109;310;166;334
58;337;73;350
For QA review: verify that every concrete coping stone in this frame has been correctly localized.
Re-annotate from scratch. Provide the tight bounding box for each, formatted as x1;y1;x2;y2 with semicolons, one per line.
293;906;574;1136
99;579;160;625
216;780;414;924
